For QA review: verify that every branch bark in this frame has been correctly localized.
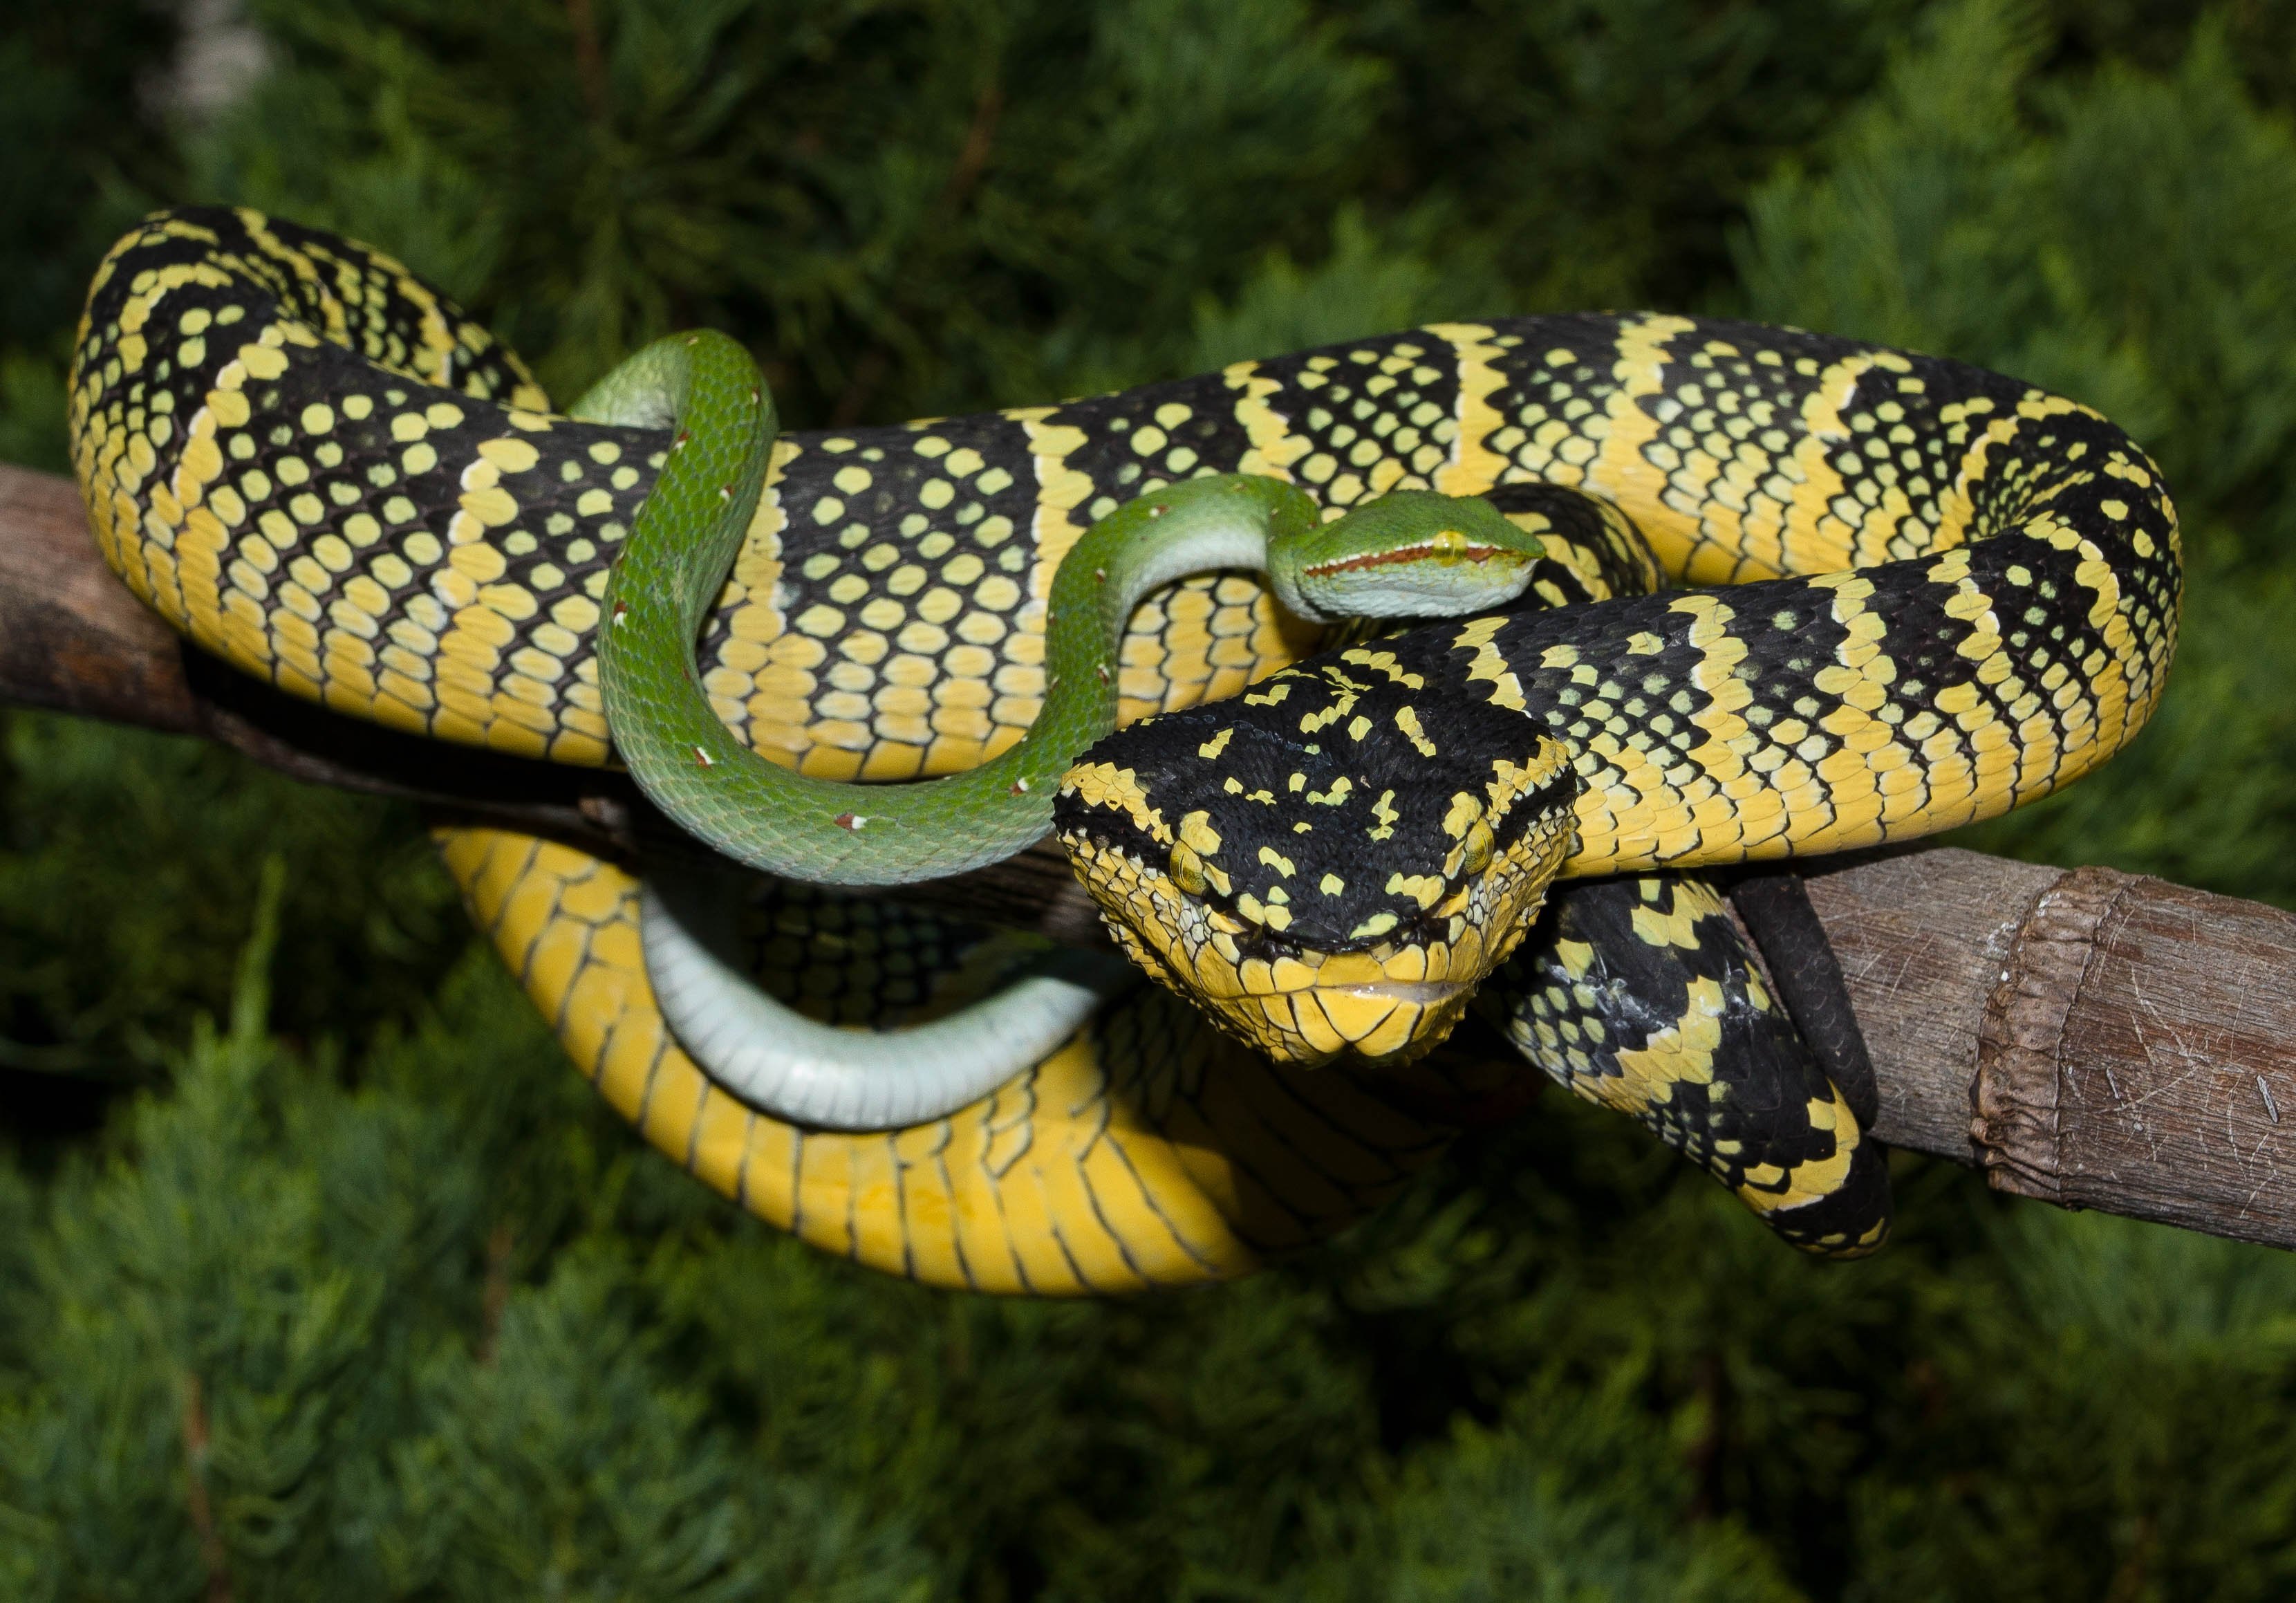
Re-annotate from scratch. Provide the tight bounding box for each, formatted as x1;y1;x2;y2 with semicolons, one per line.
11;461;2296;1250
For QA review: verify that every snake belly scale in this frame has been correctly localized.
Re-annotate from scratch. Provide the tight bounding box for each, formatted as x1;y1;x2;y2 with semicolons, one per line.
69;208;2181;1291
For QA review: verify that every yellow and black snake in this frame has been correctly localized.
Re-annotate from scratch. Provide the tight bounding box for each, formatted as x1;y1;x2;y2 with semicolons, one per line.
68;207;2181;1292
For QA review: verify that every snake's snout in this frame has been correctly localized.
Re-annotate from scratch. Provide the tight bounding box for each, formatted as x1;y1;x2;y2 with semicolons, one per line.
1079;887;1495;1068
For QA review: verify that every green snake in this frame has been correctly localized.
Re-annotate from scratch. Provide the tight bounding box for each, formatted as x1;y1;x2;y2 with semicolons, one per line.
66;208;2183;1286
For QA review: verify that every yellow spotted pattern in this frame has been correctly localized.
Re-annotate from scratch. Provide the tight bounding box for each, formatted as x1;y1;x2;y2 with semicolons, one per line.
69;211;1321;781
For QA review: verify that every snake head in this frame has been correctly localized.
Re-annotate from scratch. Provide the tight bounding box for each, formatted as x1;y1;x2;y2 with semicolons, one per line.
1266;490;1544;624
1054;658;1575;1068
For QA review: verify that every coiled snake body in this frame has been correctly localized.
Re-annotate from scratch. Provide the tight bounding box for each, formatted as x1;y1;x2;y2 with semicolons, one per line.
70;208;2181;1292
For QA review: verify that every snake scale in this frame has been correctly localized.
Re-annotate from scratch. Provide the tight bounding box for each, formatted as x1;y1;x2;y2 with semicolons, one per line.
68;207;2181;1292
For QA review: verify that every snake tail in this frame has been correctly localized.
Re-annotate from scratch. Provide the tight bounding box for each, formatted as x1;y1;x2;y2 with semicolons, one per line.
1485;875;1891;1258
1728;871;1879;1131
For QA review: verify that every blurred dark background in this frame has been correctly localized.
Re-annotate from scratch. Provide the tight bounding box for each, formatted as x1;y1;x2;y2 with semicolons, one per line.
4;0;2296;1595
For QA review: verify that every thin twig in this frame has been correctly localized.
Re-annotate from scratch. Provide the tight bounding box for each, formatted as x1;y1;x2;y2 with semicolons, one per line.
563;0;609;127
179;1370;233;1603
477;1221;515;1366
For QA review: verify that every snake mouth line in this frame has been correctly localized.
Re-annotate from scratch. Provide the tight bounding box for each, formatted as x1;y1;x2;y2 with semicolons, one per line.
1302;540;1517;575
1314;979;1471;1006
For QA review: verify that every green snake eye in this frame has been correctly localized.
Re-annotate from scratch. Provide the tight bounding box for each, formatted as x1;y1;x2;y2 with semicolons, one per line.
1168;841;1209;895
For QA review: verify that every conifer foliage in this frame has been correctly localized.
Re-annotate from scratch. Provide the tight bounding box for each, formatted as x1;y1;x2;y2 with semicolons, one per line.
5;1;2296;1595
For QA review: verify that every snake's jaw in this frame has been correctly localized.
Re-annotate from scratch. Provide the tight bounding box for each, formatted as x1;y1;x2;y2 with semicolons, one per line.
1053;668;1578;1068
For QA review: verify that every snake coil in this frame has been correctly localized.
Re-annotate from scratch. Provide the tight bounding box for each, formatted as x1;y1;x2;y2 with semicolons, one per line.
68;207;2180;1290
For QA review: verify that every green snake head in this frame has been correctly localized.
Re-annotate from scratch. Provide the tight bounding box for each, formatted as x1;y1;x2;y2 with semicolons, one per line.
1055;657;1576;1068
1264;490;1544;624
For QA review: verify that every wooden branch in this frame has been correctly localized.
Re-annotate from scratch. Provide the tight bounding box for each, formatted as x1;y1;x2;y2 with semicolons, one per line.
1802;850;2296;1248
10;461;2296;1250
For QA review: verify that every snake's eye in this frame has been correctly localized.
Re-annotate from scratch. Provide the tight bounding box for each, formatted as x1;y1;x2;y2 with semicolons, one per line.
1168;841;1208;896
1459;819;1495;877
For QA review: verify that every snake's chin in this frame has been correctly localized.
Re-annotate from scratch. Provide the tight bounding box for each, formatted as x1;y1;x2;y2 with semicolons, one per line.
1063;831;1565;1069
1120;929;1479;1068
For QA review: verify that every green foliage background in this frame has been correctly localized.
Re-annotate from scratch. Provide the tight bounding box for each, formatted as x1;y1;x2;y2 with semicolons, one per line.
4;0;2296;1595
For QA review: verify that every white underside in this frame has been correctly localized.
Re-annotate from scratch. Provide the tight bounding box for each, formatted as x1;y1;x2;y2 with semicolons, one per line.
641;862;1136;1131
